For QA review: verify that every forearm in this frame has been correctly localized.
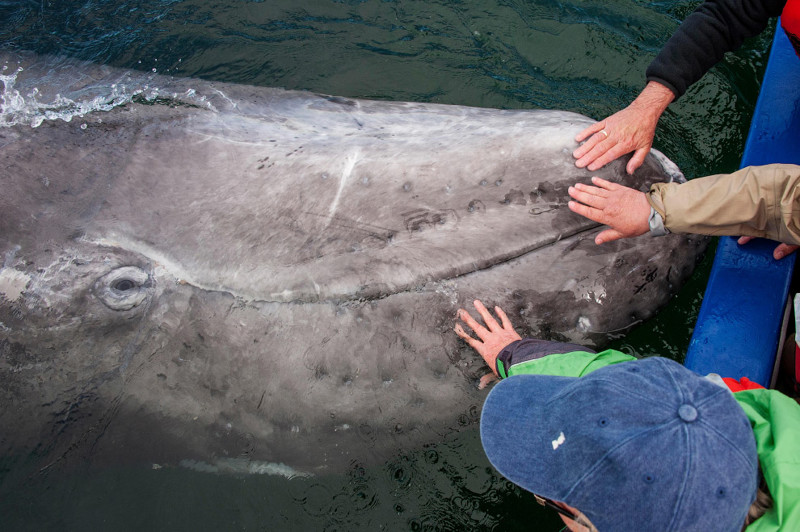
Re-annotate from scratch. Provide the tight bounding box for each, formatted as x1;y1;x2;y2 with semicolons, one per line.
647;164;800;244
628;81;674;122
495;338;592;378
494;339;637;379
646;0;785;99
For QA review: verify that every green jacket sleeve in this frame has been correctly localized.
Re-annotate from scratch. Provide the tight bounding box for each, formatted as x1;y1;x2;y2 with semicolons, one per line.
505;349;636;378
647;164;800;245
736;389;800;531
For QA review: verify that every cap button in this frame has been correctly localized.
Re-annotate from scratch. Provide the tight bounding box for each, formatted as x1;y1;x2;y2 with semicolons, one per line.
678;404;698;422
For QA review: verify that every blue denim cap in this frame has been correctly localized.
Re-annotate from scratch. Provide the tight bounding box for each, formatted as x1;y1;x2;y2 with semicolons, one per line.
480;357;758;531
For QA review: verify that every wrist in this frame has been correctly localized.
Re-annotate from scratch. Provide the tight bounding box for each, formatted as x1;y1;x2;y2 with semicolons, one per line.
632;81;674;116
648;207;670;236
632;190;652;237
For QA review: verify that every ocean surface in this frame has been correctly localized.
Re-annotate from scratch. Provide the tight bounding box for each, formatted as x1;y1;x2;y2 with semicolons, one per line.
0;1;774;530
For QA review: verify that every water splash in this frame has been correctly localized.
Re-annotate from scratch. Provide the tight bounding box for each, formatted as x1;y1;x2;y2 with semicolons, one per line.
0;64;133;128
0;58;215;128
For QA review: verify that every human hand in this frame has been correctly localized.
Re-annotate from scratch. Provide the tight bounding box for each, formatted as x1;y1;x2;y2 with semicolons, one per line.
567;177;651;244
737;236;799;260
454;300;521;377
478;373;498;390
573;81;674;174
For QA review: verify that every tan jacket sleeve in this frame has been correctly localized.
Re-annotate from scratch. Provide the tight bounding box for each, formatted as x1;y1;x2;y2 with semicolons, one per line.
647;164;800;245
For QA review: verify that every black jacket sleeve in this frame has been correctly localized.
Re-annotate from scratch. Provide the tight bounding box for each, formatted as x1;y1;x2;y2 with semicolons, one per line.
495;338;594;378
646;0;786;99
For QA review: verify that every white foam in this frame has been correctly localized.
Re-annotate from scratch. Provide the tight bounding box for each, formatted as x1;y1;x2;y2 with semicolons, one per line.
0;67;137;128
179;457;312;478
0;60;208;128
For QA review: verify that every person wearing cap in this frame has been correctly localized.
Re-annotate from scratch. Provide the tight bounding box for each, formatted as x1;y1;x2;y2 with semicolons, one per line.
454;300;800;531
565;163;800;261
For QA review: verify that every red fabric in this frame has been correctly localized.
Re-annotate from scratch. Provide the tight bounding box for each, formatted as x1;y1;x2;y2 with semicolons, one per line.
796;343;800;391
723;376;767;392
783;0;800;56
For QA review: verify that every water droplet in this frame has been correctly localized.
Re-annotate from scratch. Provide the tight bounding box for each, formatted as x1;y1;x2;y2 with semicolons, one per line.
80;123;87;130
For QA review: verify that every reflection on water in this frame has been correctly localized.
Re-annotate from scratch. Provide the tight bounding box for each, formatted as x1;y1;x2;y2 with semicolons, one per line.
0;0;772;530
1;429;564;531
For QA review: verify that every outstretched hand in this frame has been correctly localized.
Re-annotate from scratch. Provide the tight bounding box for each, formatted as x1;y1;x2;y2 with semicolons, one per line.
567;177;651;244
737;236;799;261
572;81;674;174
454;300;521;381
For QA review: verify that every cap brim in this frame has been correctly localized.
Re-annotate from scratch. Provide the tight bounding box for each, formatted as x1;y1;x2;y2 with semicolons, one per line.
480;373;577;498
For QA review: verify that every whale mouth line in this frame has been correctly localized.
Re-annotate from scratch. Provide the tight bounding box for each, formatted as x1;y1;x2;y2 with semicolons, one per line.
84;222;601;305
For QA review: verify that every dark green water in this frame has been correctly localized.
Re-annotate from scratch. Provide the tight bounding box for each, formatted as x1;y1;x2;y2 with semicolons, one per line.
0;1;774;530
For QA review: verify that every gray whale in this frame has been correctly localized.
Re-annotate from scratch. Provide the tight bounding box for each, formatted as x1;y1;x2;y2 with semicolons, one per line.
0;52;706;474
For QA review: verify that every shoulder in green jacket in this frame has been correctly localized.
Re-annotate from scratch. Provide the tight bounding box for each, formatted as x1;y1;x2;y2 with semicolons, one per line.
736;388;800;531
500;348;800;532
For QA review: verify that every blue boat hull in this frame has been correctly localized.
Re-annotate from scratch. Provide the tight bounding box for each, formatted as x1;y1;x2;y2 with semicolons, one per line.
685;22;800;386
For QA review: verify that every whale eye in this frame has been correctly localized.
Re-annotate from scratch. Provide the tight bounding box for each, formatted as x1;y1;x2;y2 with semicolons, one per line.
112;279;136;292
94;266;152;311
